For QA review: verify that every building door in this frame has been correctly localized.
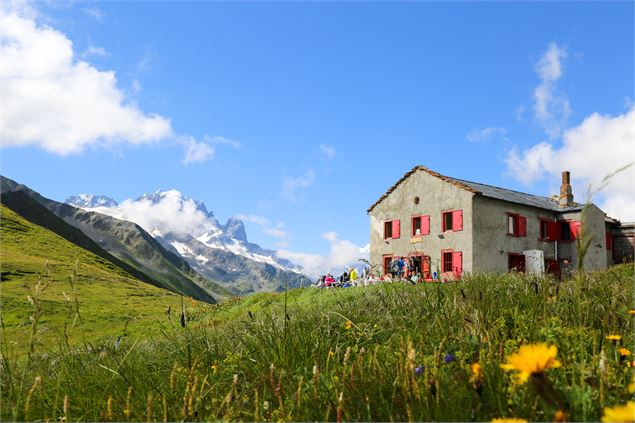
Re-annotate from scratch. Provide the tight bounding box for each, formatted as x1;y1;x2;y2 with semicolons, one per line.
383;255;393;276
508;254;526;272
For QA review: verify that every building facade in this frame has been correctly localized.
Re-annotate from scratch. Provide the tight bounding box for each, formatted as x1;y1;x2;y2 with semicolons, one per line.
368;166;627;279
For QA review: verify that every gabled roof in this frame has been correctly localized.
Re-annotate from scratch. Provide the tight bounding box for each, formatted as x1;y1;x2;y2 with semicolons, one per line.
367;165;585;214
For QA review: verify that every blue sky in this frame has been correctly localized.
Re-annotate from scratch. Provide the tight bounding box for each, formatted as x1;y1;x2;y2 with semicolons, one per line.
2;1;634;267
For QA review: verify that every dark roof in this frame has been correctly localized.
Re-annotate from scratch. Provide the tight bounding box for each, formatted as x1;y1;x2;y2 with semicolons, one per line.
367;165;585;213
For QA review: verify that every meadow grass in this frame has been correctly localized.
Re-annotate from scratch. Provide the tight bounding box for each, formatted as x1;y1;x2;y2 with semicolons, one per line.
2;262;633;422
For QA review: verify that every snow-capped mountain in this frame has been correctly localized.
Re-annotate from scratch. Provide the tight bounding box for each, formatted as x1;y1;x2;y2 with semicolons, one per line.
65;194;118;208
66;190;310;294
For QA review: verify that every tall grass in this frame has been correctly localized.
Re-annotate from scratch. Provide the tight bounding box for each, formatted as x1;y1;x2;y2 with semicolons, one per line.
1;263;633;422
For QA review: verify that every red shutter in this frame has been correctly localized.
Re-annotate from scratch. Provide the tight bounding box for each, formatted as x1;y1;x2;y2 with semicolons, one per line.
518;216;527;237
569;221;581;240
422;215;430;235
547;221;558;241
452;251;463;277
453;209;463;231
393;220;400;239
606;232;613;250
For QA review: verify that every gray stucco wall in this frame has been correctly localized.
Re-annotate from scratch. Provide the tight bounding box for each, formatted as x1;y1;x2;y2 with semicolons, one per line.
369;169;474;276
559;206;608;270
472;196;558;273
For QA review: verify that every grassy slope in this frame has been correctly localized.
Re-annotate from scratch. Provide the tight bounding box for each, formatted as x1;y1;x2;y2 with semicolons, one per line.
0;205;184;353
2;259;633;422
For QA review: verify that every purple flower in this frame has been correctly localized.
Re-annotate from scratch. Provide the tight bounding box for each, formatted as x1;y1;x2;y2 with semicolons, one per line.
414;365;424;376
443;354;455;364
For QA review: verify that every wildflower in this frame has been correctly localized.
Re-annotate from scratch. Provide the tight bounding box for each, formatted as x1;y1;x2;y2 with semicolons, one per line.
444;353;455;364
470;363;484;392
606;334;622;342
619;348;632;357
345;321;352;330
553;410;568;422
628;310;635;315
500;343;561;384
328;350;335;358
491;418;527;422
601;401;635;423
211;364;218;374
414;365;424;376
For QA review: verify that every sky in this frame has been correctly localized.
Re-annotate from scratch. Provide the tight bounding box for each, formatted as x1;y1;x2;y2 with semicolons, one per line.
1;1;634;273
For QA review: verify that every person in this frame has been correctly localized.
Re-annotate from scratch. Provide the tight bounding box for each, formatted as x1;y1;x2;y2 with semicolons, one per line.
325;274;335;287
561;259;573;279
389;258;399;279
339;271;349;284
397;257;406;280
349;267;358;284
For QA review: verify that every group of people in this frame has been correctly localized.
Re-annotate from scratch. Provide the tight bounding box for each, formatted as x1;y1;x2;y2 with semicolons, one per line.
314;267;365;288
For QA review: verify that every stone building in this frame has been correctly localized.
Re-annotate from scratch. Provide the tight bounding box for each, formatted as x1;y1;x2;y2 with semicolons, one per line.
367;165;628;279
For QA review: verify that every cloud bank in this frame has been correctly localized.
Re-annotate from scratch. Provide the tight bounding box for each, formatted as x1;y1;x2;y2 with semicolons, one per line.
0;8;173;155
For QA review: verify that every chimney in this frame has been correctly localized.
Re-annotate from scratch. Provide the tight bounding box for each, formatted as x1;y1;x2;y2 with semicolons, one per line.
559;171;574;207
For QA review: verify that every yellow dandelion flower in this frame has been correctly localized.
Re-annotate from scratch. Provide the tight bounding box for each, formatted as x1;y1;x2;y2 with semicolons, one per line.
606;334;622;342
628;310;635;315
211;364;218;374
553;409;568;422
620;348;632;357
328;350;335;358
601;401;635;423
344;321;352;330
500;343;561;384
491;418;528;423
470;362;484;390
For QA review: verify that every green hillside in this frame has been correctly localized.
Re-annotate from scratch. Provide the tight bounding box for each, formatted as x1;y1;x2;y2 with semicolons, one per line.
0;205;189;353
2;254;633;422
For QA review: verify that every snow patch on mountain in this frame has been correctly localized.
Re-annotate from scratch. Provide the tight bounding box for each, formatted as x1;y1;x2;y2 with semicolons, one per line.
66;194;118;208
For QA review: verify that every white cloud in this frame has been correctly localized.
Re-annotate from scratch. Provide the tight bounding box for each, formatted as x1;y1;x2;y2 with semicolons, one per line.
281;169;316;202
204;135;242;149
532;42;571;139
117;190;213;237
319;144;336;159
276;232;369;278
505;107;635;221
236;214;288;239
80;45;109;59
0;9;173;155
83;7;104;22
466;127;508;144
180;136;215;164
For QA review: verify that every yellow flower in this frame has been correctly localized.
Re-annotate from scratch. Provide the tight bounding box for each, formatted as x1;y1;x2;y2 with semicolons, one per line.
328;350;335;358
606;334;622;342
491;418;527;423
620;348;632;357
470;362;484;390
628;374;634;394
211;364;218;374
500;343;561;384
553;410;568;422
344;321;352;330
601;402;635;423
628;310;635;315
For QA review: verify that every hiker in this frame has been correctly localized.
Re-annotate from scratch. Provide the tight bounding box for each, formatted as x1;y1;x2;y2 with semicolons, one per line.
397;257;406;280
349;267;358;284
389;258;399;278
325;274;335;287
339;271;349;284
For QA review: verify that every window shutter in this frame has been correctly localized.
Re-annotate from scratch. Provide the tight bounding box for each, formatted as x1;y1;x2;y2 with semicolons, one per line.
453;210;463;231
393;220;400;239
606;232;613;250
547;221;558;241
569;221;581;240
518;216;527;237
422;215;430;235
452;251;463;276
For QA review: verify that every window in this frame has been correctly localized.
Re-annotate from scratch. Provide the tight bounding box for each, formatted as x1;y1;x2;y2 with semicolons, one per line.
560;222;571;241
443;251;453;273
411;215;430;236
441;249;463;276
384;220;400;239
506;213;526;237
442;210;463;232
508;253;525;272
540;220;549;240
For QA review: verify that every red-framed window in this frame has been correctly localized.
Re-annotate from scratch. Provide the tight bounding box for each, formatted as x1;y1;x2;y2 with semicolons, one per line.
384;220;400;239
558;220;581;242
442;210;463;232
507;213;526;237
539;218;558;241
411;215;430;236
508;253;525;272
441;249;463;276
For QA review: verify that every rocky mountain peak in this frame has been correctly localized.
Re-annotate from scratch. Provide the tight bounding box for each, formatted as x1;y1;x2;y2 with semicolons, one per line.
65;194;118;208
223;217;247;242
